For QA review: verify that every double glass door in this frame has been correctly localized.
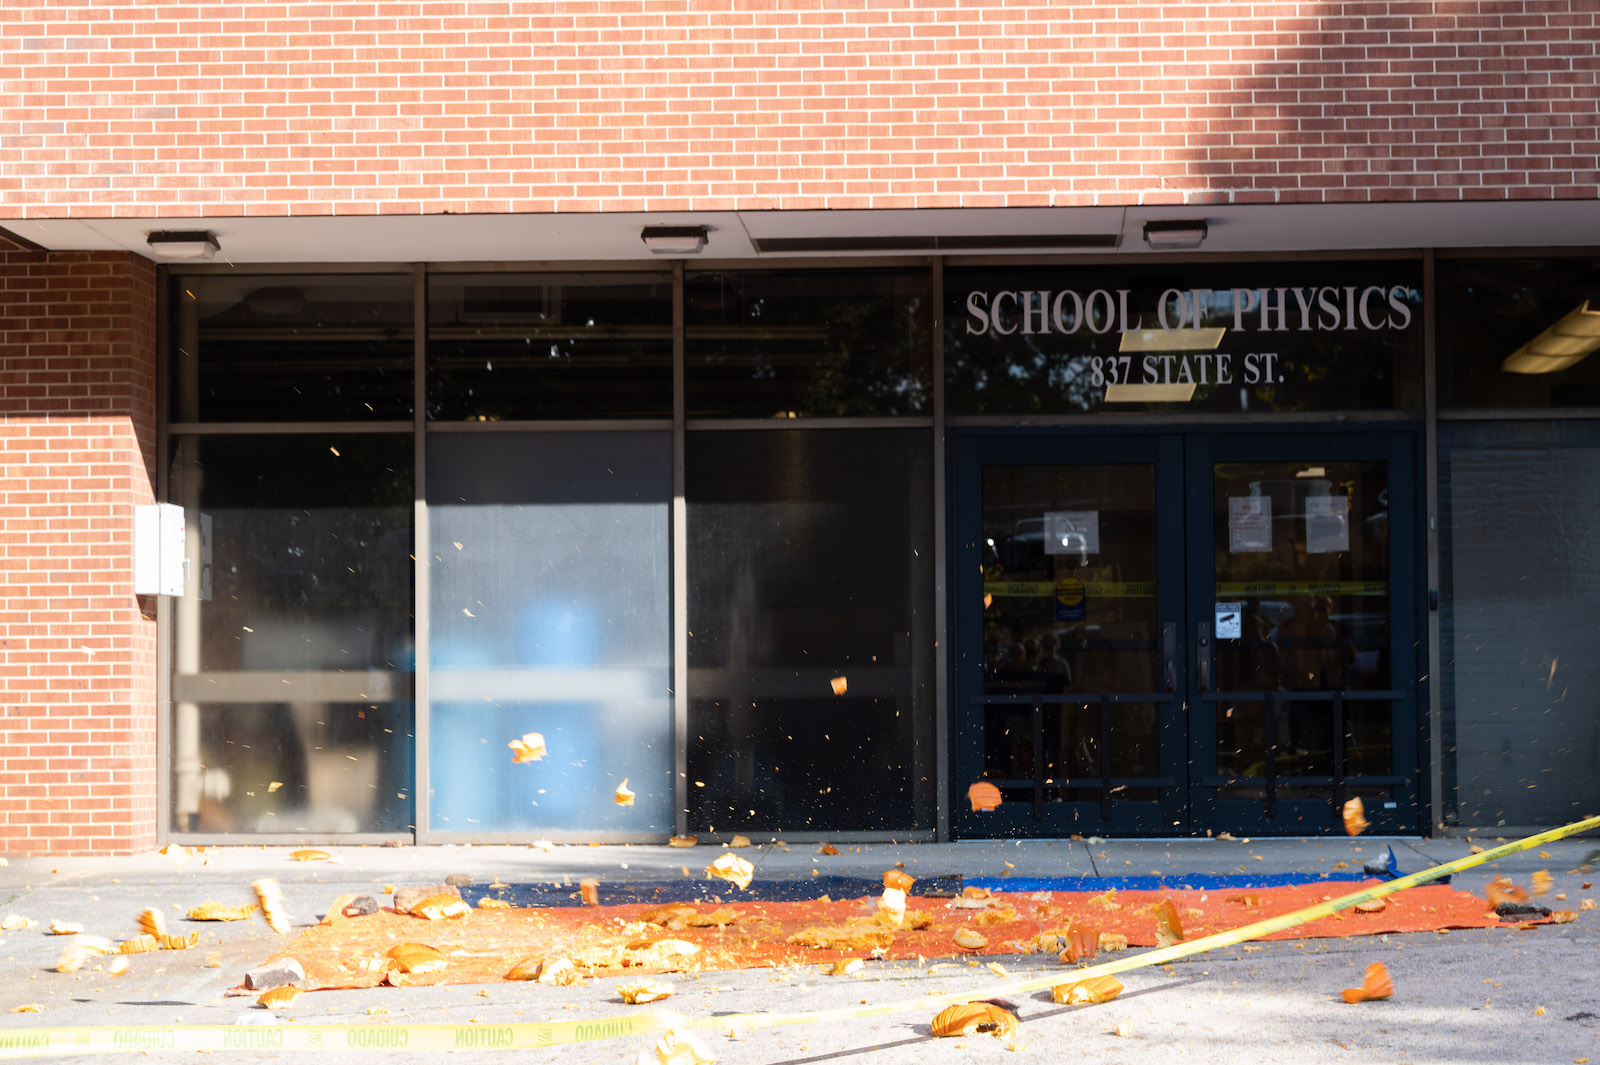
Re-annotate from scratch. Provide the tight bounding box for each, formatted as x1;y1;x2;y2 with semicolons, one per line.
951;429;1420;837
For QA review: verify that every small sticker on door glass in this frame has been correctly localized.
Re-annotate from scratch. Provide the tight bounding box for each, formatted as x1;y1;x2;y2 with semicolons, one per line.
1215;602;1244;639
1227;495;1272;553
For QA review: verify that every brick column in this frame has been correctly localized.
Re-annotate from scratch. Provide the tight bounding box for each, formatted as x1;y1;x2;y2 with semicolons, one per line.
0;239;160;855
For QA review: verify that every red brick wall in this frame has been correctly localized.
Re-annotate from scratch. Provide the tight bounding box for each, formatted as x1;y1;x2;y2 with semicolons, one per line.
0;239;159;855
0;1;1595;217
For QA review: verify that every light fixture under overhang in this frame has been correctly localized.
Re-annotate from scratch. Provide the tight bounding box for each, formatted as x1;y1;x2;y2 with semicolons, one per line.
146;230;219;260
1104;382;1198;403
1119;327;1227;352
1142;219;1209;250
641;225;708;255
1501;300;1600;374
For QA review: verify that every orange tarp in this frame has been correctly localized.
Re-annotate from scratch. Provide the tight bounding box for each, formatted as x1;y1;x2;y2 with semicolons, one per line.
256;880;1511;993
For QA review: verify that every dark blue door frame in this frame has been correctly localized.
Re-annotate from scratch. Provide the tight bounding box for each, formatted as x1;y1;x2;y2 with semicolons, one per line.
949;424;1425;838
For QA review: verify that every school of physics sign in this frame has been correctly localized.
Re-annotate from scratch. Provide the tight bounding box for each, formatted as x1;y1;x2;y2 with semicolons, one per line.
963;283;1416;390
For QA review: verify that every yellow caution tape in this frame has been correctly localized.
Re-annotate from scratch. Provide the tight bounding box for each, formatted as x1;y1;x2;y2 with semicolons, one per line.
985;580;1157;599
3;814;1595;1058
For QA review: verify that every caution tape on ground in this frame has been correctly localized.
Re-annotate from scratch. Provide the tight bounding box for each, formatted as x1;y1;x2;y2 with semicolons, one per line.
3;814;1596;1059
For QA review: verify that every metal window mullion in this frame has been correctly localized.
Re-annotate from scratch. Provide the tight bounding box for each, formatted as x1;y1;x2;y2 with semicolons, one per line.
412;264;431;844
931;255;950;841
672;260;689;839
1423;247;1444;834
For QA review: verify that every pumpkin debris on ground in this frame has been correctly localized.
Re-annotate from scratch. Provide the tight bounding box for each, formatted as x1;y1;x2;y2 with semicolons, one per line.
244;880;1522;994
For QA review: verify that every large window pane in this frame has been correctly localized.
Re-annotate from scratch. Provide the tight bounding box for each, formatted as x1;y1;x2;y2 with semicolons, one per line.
427;432;672;836
1440;421;1600;826
1438;257;1600;410
427;273;673;421
169;434;414;834
686;429;935;833
175;275;413;422
685;269;932;418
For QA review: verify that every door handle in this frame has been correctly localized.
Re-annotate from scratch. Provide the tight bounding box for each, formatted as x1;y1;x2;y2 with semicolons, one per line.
1161;622;1176;693
1196;622;1211;692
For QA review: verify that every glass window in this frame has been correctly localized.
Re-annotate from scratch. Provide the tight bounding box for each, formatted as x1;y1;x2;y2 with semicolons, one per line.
174;275;413;422
685;269;932;418
427;432;673;836
946;261;1423;415
427;273;673;421
1438;257;1600;409
168;434;414;834
686;428;935;832
1440;421;1600;826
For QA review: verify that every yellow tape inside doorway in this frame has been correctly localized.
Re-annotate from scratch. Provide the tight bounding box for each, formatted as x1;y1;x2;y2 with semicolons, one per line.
1;814;1595;1059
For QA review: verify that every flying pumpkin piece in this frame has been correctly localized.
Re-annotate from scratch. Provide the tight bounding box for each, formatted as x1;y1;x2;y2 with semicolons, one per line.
507;732;547;764
48;919;82;935
968;781;1002;812
1342;796;1370;836
290;849;332;862
883;869;915;892
618;979;675;1004
930;1000;1019;1039
830;675;848;695
1485;876;1528;908
636;1028;716;1065
412;894;472;920
1531;870;1554;896
1;914;36;931
10;1005;43;1014
832;957;864;976
1340;961;1394;1003
878;887;907;927
1051;974;1126;1005
1098;931;1130;952
158;932;200;950
1153;898;1184;947
580;878;600;906
267;781;283;793
477;897;512;910
728;834;752;848
1057;920;1101;963
137;908;166;937
1355;898;1387;913
118;934;160;954
257;986;303;1010
386;943;446;974
668;835;698;848
187;901;257;921
707;852;754;891
252;878;292;936
953;927;989;950
1581;898;1597;911
104;957;130;977
1551;910;1578;923
54;936;115;972
818;843;840;855
534;957;581;985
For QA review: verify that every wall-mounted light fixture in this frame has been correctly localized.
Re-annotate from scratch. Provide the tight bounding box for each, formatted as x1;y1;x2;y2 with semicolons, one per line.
1142;219;1209;250
1501;300;1600;374
146;230;220;260
640;225;708;255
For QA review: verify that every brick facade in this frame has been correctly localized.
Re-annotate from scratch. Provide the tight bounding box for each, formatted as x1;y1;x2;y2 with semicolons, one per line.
0;239;159;855
0;1;1596;217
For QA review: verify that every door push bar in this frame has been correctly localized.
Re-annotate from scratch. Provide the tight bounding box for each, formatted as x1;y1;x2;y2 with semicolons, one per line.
1196;622;1211;691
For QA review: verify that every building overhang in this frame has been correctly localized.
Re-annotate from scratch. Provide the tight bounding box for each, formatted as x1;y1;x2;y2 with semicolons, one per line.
3;200;1598;265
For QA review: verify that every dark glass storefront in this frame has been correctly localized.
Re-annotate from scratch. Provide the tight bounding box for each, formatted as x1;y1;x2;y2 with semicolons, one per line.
161;252;1600;840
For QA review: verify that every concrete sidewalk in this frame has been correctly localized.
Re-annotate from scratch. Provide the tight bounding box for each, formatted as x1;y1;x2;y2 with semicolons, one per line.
0;835;1597;1064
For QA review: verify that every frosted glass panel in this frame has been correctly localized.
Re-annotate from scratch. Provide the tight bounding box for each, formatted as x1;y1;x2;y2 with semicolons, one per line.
1441;424;1600;827
427;432;672;835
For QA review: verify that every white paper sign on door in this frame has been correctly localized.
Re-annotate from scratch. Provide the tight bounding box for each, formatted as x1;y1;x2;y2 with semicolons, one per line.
1044;510;1099;555
1305;494;1350;554
1228;495;1272;553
